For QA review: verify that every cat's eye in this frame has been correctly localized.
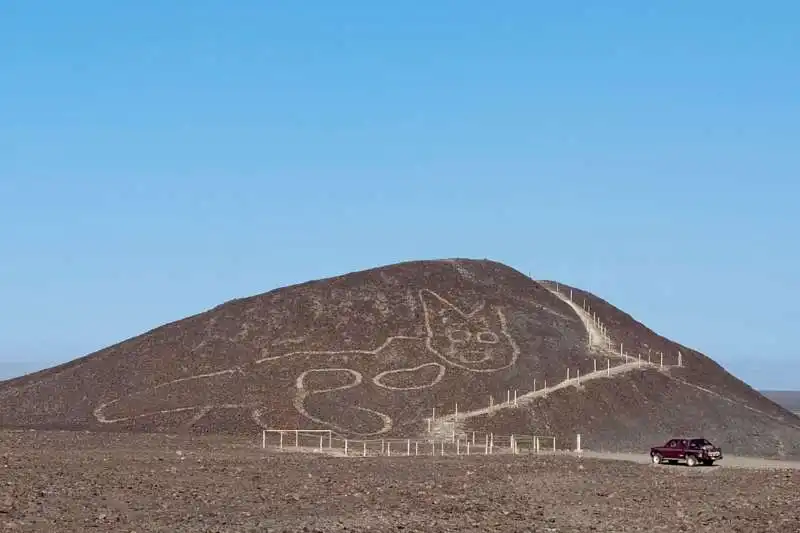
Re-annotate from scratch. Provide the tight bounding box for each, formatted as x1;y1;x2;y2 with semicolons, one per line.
477;331;499;344
446;328;471;342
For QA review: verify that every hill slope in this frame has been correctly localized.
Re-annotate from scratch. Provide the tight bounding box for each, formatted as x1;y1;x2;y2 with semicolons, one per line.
1;259;798;457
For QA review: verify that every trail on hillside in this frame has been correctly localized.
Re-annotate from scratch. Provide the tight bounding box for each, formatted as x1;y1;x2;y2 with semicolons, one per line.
430;284;676;438
546;286;612;355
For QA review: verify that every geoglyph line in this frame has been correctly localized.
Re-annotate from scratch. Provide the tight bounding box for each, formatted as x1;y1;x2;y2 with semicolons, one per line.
373;363;446;391
94;289;524;436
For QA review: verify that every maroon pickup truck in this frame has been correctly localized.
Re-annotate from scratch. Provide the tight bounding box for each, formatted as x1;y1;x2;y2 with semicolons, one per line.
650;438;723;466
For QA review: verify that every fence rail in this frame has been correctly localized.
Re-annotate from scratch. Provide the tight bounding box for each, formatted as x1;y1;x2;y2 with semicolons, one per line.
261;429;556;457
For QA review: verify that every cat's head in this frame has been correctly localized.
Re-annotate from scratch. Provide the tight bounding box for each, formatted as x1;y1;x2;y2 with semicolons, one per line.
420;289;519;372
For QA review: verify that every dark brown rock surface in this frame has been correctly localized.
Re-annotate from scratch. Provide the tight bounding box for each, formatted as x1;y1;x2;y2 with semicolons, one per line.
1;258;797;457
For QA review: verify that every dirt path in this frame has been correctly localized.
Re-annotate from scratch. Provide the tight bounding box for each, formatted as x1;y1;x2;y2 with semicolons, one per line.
430;286;674;437
432;359;667;438
547;285;613;355
571;450;800;470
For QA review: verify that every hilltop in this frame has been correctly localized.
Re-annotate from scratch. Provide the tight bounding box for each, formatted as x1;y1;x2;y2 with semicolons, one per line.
1;258;798;457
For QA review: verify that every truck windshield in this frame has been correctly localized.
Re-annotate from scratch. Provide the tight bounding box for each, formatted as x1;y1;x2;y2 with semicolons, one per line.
690;439;711;447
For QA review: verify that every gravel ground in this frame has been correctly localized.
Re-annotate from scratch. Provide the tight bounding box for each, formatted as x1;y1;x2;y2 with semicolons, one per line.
1;430;799;532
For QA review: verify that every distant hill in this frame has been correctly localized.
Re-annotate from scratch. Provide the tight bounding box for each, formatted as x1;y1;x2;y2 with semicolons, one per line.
761;391;800;413
0;361;55;382
1;258;798;458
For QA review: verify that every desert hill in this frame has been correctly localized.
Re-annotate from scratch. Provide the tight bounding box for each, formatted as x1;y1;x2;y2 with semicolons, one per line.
1;259;798;457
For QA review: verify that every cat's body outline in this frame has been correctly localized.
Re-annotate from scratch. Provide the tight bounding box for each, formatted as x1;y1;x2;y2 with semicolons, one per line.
93;289;529;436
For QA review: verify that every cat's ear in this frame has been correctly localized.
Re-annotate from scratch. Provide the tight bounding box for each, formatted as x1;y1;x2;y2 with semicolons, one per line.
420;289;486;332
420;290;464;321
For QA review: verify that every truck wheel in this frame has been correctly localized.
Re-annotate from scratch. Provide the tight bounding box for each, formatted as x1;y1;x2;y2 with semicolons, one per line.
651;453;663;465
686;455;699;467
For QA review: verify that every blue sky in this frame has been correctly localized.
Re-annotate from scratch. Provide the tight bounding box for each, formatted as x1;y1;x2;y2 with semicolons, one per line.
1;1;798;389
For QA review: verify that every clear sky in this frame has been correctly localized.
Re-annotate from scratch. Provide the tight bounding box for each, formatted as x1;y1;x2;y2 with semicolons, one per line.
1;1;798;389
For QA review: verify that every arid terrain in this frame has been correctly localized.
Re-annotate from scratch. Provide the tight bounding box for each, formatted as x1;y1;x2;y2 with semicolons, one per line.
1;430;798;533
1;258;799;459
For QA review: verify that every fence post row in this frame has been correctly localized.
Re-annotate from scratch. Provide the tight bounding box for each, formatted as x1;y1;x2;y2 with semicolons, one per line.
261;430;559;458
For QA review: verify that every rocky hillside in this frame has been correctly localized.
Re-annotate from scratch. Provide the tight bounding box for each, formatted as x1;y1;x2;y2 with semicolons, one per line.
1;259;798;458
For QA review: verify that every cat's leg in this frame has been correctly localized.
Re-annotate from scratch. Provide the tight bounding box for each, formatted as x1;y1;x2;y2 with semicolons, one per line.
372;362;446;391
358;339;448;435
278;367;393;437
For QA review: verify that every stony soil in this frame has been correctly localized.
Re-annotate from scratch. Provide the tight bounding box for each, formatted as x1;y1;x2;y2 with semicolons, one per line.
1;430;798;532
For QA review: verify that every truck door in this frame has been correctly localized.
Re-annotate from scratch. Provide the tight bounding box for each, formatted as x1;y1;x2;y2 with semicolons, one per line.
677;439;689;459
664;439;679;459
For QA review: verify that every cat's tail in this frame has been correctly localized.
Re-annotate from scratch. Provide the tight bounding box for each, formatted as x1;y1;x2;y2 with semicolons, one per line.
93;366;250;426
